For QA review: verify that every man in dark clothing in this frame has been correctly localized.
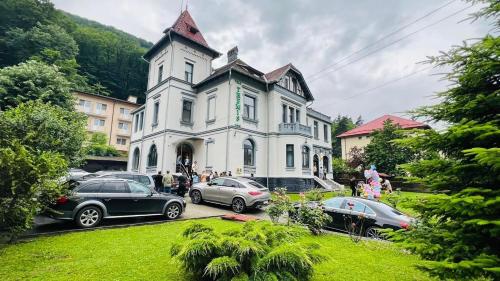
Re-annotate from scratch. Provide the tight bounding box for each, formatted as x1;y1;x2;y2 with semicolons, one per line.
152;171;163;192
177;174;187;197
349;176;357;197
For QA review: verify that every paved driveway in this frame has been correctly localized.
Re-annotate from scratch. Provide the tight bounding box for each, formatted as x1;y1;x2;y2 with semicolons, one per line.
28;200;269;236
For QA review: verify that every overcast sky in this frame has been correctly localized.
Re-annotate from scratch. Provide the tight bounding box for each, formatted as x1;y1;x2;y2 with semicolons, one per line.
53;0;491;124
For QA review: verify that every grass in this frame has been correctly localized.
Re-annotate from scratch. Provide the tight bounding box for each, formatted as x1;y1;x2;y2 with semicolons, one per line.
282;190;434;217
0;218;433;281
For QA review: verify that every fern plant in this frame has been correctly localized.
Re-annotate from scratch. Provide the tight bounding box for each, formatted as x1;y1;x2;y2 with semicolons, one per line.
170;222;326;281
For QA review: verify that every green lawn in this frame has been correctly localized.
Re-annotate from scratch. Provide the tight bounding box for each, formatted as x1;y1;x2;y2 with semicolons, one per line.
0;218;433;281
283;190;434;217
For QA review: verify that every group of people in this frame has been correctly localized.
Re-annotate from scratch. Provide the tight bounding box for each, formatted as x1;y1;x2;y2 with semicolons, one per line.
348;165;393;199
195;170;233;183
151;168;237;197
151;170;188;197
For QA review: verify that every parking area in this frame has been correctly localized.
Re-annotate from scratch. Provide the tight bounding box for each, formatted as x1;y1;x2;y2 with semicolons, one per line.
28;200;269;236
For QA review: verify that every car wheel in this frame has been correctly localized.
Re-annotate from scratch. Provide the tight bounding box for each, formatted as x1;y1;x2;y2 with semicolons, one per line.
191;190;202;204
165;202;182;220
76;206;102;228
232;198;246;213
365;226;382;240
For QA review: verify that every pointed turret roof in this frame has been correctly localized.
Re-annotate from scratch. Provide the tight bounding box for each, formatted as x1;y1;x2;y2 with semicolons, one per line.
169;10;208;47
143;10;220;61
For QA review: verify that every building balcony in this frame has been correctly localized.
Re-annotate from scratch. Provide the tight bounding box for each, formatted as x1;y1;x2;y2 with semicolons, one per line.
278;123;312;136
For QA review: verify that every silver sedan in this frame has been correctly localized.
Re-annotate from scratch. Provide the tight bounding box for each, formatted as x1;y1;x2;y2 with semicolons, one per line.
189;177;271;213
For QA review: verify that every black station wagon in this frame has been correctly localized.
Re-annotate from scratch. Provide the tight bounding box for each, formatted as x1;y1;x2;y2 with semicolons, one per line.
49;178;186;228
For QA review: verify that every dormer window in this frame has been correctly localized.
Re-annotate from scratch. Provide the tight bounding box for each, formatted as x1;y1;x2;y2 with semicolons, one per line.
292;78;298;93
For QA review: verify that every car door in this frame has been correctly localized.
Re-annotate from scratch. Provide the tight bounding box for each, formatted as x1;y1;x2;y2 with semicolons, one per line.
322;197;346;230
203;178;225;202
128;181;163;214
340;199;373;233
99;181;133;216
220;179;240;205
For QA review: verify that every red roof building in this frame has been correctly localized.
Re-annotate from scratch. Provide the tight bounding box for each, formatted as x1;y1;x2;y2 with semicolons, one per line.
337;115;429;138
337;115;429;160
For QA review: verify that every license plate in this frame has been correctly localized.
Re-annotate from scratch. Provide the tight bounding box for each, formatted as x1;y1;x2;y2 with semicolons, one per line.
263;201;269;205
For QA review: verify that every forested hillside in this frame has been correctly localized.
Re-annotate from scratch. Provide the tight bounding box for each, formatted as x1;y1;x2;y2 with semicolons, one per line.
0;0;152;102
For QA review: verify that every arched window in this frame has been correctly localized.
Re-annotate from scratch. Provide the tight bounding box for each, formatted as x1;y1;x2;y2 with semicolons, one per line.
147;144;157;167
243;139;255;166
132;147;140;170
302;146;310;168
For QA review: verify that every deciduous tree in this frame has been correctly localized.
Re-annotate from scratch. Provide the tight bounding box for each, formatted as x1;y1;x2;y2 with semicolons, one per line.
0;60;74;110
364;120;417;176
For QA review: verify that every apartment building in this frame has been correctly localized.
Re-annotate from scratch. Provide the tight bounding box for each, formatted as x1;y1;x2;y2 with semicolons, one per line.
75;91;140;152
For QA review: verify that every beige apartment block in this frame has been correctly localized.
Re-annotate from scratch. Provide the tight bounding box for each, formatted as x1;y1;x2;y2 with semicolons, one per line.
75;91;140;152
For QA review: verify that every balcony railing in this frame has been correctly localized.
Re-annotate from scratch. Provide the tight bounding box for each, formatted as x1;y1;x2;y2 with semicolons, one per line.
278;123;312;136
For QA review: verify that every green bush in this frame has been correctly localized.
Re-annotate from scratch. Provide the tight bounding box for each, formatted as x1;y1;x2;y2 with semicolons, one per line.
266;187;293;224
170;222;325;281
305;188;324;201
331;157;355;179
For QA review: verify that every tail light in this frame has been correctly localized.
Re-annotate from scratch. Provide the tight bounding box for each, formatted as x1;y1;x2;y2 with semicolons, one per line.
248;191;263;196
399;222;410;230
56;196;69;205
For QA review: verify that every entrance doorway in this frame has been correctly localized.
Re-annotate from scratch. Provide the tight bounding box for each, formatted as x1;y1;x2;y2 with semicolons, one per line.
322;156;329;178
313;154;319;177
176;142;193;174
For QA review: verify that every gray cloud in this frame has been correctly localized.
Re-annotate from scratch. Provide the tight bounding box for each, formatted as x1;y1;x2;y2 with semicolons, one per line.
53;0;490;122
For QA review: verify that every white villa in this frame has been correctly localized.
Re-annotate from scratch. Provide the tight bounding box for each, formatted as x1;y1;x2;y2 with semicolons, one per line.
128;11;333;191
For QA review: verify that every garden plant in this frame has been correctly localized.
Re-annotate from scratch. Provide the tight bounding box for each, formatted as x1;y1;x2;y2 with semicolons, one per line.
170;221;327;281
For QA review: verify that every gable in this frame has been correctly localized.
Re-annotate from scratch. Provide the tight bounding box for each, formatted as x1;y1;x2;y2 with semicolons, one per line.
276;67;314;101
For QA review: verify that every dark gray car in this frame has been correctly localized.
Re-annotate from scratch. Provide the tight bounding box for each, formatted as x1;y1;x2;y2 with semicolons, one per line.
48;178;186;228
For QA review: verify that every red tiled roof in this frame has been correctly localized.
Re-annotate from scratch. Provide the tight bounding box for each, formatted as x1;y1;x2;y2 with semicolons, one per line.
337;115;429;138
264;63;291;81
171;10;208;47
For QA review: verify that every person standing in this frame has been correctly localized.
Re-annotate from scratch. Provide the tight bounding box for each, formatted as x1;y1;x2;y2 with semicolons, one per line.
162;170;173;193
382;178;393;194
177;174;187;197
192;172;199;184
349;176;357;197
152;171;163;192
214;171;219;179
192;161;198;174
228;171;232;177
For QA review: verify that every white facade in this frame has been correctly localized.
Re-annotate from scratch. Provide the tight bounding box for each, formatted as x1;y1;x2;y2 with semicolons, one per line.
128;11;332;190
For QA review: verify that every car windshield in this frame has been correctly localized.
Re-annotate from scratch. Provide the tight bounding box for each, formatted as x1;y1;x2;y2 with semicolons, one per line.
128;181;151;194
371;201;404;216
323;197;344;208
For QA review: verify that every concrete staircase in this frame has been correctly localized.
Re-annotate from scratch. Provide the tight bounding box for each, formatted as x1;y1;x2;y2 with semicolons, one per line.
313;176;344;191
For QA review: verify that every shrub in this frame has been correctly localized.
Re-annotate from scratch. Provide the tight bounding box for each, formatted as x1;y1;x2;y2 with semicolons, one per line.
305;188;324;201
266;187;293;224
170;221;325;281
295;201;332;235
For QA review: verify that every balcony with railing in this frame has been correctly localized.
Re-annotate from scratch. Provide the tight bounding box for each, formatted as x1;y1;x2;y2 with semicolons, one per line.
278;123;312;136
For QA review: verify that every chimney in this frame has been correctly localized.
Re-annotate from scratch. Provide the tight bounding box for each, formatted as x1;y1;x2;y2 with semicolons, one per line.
127;95;137;104
227;46;238;63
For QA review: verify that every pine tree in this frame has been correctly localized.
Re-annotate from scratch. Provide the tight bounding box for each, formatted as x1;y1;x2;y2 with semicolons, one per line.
388;1;500;279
